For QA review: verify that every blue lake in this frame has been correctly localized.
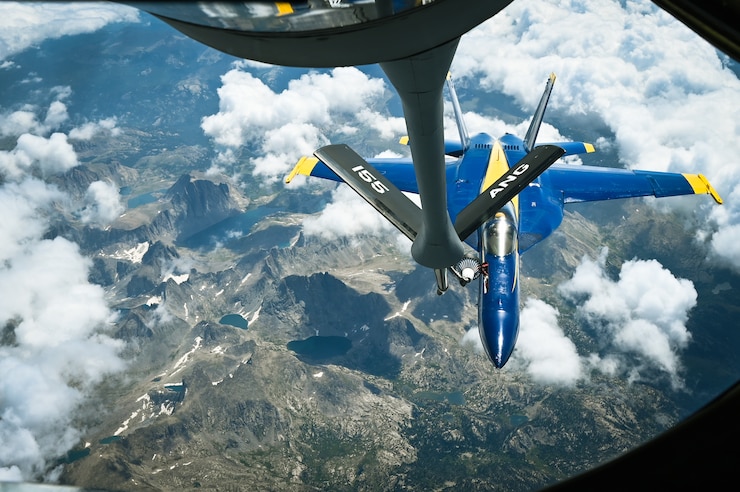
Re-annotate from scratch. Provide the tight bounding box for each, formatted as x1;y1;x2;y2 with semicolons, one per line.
99;436;121;445
164;383;186;394
180;207;278;249
123;187;167;209
62;447;91;464
127;192;161;208
220;313;248;329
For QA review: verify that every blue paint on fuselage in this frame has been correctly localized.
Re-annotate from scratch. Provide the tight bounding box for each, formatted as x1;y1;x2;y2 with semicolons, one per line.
479;249;520;368
447;132;564;367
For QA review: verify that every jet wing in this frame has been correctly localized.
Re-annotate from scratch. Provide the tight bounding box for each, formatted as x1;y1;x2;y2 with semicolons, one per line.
546;164;723;204
312;144;422;241
287;156;421;193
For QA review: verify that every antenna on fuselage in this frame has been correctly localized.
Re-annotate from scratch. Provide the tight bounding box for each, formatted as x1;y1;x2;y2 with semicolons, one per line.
446;72;470;151
523;72;556;152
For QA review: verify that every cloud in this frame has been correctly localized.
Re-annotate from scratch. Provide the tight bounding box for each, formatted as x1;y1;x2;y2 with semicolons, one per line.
0;98;69;137
250;122;328;178
0;2;140;62
454;0;740;268
0;177;126;481
514;299;583;386
468;247;697;388
0;109;40;137
145;303;174;329
0;179;63;261
302;185;398;240
559;247;696;388
0;91;126;481
0;132;78;180
460;325;485;354
356;109;407;141
78;180;125;227
0;97;84;180
42;101;68;131
68;117;120;140
201;66;395;183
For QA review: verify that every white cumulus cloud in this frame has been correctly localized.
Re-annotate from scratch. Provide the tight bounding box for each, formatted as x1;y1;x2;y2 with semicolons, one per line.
453;0;740;269
515;298;583;386
559;247;696;388
68;117;120;140
0;177;126;481
79;180;125;227
0;131;78;180
201;66;395;183
0;84;126;481
302;185;398;240
0;98;69;138
0;2;140;62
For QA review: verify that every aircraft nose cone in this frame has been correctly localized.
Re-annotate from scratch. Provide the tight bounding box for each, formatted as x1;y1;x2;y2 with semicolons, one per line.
480;308;519;369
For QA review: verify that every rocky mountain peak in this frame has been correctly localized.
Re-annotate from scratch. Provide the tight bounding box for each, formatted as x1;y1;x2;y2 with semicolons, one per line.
141;240;179;269
164;173;248;241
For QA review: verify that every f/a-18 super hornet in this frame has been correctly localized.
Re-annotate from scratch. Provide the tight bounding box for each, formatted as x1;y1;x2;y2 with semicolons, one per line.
286;73;723;368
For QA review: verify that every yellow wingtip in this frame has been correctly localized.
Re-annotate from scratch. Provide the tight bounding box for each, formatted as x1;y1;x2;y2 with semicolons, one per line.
683;173;723;204
698;174;723;204
584;142;595;153
285;156;318;184
399;136;409;145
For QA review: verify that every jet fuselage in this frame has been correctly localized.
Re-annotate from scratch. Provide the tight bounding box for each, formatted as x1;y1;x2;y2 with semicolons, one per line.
449;132;562;367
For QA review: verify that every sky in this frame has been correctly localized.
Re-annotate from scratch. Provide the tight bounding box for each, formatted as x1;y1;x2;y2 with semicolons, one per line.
0;0;739;483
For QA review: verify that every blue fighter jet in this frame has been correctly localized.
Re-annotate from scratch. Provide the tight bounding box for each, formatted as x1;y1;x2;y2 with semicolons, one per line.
286;73;722;368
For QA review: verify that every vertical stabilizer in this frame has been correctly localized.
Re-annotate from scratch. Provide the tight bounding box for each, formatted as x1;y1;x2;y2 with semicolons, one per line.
523;73;556;152
446;72;470;151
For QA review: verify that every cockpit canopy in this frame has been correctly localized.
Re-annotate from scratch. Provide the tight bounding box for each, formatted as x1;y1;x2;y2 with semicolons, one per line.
484;211;517;257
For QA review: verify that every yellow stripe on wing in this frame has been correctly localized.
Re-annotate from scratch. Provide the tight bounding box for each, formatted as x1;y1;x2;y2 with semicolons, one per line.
285;156;319;184
683;173;723;204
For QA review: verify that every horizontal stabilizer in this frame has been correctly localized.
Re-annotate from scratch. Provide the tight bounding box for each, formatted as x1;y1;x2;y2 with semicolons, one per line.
455;145;565;240
314;144;422;241
538;141;595;156
401;135;464;157
444;140;465;157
